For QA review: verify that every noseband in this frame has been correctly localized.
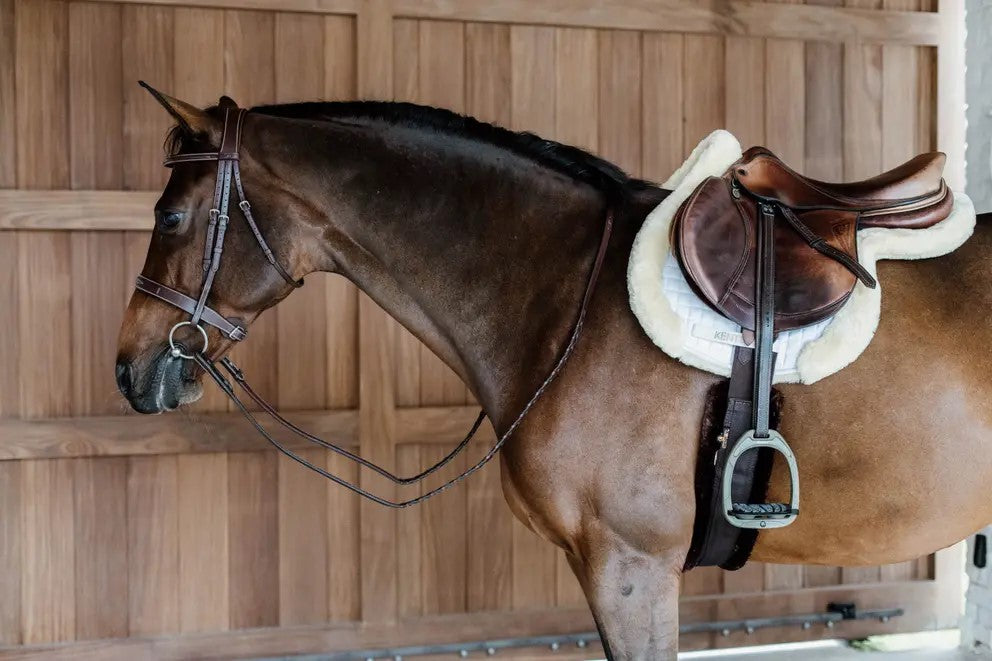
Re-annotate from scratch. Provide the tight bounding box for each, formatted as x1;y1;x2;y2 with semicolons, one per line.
133;102;615;507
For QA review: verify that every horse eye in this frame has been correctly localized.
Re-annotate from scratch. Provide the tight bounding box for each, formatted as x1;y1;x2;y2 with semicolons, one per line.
156;210;184;230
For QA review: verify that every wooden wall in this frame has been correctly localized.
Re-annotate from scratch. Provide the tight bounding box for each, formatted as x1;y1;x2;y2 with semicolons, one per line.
0;0;965;658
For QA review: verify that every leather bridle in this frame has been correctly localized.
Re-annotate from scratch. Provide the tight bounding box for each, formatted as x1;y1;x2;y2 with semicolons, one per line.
133;101;615;507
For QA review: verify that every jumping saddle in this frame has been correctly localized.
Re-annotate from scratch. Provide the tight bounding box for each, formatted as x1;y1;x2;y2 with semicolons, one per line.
673;147;952;568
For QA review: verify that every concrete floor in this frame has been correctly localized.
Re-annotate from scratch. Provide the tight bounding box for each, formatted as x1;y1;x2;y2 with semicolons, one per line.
677;631;983;660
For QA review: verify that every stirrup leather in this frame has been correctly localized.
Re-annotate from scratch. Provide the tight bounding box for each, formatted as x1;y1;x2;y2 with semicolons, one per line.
722;429;799;529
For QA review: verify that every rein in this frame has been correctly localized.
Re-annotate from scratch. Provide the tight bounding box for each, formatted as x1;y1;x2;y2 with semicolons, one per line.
136;104;615;507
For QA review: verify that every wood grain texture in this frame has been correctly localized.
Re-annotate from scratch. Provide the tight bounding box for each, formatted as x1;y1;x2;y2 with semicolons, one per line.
21;459;75;644
177;453;230;632
554;27;597;153
598;30;641;174
0;410;357;460
72;457;128;640
122;3;173;191
0;0;14;188
396;445;424;618
70;232;127;416
127;455;180;636
279;448;330;625
0;232;19;419
0;190;158;230
326;451;361;621
725;36;765;148
682;35;725;153
641;32;684;182
68;1;123;190
14;0;69;190
466;443;512;612
764;36;805;166
0;461;21;645
227;451;280;629
17;231;71;418
174;6;224;108
420;444;467;614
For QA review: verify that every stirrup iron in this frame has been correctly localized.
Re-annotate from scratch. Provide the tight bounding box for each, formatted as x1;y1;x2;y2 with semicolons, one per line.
722;429;799;529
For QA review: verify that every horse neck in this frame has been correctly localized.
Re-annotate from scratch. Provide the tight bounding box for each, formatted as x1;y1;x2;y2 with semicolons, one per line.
277;118;614;424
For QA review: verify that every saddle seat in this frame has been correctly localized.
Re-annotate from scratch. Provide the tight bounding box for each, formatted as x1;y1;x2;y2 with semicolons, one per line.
673;146;954;333
735;147;951;229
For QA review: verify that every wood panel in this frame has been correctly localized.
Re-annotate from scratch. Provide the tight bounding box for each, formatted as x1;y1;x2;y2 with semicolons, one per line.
0;0;960;655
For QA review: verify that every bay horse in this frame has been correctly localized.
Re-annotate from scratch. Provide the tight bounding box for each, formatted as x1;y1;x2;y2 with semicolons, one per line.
115;86;992;659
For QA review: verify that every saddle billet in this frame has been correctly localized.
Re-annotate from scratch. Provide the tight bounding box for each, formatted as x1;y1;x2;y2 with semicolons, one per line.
675;147;953;570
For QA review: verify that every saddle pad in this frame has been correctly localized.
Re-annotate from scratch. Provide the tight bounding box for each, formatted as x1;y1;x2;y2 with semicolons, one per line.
628;130;977;384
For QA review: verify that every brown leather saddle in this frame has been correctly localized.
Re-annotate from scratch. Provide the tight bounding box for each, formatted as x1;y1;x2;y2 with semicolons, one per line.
674;147;953;569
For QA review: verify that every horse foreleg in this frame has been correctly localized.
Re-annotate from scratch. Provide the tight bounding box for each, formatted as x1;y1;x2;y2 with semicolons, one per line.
568;529;684;661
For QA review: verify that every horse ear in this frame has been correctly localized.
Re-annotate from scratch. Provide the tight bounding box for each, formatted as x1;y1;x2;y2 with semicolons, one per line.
218;95;239;109
139;81;219;138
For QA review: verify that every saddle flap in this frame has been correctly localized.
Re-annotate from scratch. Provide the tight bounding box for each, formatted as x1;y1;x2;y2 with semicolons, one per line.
673;176;862;332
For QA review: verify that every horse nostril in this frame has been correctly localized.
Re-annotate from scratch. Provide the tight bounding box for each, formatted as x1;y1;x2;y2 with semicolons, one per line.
115;359;134;396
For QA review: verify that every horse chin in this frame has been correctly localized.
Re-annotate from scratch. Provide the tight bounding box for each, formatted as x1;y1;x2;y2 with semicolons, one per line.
128;351;204;414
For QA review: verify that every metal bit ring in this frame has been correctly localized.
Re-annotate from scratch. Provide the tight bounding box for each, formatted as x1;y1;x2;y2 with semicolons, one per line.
168;321;209;360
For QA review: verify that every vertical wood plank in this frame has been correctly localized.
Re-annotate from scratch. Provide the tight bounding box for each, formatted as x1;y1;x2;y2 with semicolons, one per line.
71;232;127;416
598;30;641;174
843;0;883;180
18;232;71;419
68;1;123;190
555;552;586;609
421;445;467;615
466;442;513;612
765;37;806;165
227;451;279;629
764;564;804;591
122;4;174;191
174;7;225;108
356;0;392;101
466;22;511;126
14;0;69;189
396;445;423;618
805;0;844;180
554;27;597;152
127;455;180;636
0;232;20;418
0;462;21;645
324;15;356;101
722;562;765;595
725;36;765;148
73;458;128;640
177;453;229;633
21;459;75;644
882;0;920;168
683;35;725;153
642;32;684;182
327;451;361;621
510;25;556;136
0;0;15;188
279;449;329;625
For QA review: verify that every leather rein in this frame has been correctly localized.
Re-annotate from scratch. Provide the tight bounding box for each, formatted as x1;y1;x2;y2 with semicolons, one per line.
134;104;616;507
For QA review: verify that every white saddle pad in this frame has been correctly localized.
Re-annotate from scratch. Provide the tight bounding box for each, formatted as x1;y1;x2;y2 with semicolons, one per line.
628;130;977;384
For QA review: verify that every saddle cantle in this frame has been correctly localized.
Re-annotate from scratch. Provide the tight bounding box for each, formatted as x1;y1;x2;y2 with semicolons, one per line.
673;145;954;569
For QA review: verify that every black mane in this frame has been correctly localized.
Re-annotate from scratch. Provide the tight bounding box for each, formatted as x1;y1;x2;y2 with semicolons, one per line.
248;100;656;200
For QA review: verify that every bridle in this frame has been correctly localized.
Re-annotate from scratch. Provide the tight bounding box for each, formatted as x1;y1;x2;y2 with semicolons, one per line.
132;101;616;507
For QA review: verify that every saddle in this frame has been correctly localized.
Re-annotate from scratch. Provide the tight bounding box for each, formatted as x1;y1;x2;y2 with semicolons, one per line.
673;146;952;568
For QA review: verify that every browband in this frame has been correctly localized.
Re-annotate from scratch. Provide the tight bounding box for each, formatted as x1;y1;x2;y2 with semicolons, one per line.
135;275;247;341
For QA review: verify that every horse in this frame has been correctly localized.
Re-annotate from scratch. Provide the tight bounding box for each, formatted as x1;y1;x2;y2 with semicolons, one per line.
115;85;992;659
